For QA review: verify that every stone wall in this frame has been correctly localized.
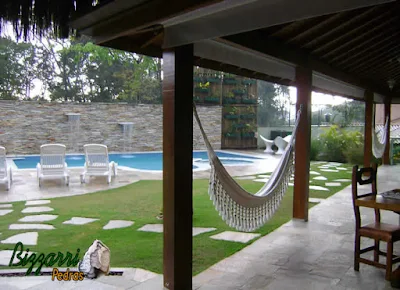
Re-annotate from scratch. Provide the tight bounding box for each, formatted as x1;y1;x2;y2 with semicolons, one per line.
0;101;222;154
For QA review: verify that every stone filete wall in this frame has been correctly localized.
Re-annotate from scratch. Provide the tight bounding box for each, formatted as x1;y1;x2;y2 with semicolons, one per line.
0;101;222;154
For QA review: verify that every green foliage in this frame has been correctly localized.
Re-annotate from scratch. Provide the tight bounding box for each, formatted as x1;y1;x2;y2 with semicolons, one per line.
318;125;364;163
310;139;321;161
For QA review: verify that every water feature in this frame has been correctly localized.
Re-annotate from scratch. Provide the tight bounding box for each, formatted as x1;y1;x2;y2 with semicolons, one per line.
65;113;80;152
118;122;134;152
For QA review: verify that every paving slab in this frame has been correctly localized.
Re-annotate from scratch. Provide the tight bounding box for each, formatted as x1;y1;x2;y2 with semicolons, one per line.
236;176;256;180
309;185;329;191
309;198;325;203
25;200;51;206
336;167;348;170
123;268;160;283
313;176;327;181
325;182;342;187
137;224;163;233
253;178;270;183
320;169;339;173
9;224;55;230
0;210;13;216
1;232;38;245
18;214;58;222
193;227;217;237
288;183;294;186
103;220;134;230
210;231;260;243
327;162;343;166
0;204;12;208
309;171;321;175
256;175;270;178
334;179;351;182
63;217;99;225
0;250;18;266
21;207;54;214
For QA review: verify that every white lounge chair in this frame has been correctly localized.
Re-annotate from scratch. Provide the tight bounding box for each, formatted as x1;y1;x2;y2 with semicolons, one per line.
81;144;117;184
36;144;69;187
274;135;292;155
259;135;274;154
0;146;12;190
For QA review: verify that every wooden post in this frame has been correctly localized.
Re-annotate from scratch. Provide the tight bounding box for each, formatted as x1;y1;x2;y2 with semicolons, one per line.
364;90;373;168
293;66;312;221
382;100;391;165
162;44;193;290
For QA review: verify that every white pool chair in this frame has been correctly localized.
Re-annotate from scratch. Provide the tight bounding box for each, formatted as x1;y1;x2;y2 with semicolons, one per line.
259;135;274;154
0;146;12;190
81;144;118;184
37;144;69;187
274;135;292;155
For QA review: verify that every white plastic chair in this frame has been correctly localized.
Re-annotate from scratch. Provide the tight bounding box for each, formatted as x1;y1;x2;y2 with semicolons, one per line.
274;135;292;155
36;144;69;187
259;135;274;154
0;146;12;190
81;144;118;184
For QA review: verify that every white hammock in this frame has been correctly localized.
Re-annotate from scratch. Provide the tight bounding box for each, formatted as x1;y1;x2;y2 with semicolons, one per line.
372;116;389;158
193;104;302;232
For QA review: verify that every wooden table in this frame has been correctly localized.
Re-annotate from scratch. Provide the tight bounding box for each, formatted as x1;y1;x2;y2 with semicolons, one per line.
355;189;400;221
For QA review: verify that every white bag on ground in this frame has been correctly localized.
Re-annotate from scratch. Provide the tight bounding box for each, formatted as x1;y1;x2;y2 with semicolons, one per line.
78;240;110;279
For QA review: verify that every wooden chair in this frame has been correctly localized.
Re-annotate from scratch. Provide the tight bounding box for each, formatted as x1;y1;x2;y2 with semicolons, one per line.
352;163;400;280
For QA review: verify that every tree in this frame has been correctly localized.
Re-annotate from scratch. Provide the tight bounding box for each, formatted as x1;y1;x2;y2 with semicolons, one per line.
257;81;284;126
331;100;365;127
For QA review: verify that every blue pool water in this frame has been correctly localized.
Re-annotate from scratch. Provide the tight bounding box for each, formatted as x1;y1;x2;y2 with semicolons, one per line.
12;151;261;171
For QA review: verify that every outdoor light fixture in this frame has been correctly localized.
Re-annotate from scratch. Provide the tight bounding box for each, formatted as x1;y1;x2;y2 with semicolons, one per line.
388;79;396;90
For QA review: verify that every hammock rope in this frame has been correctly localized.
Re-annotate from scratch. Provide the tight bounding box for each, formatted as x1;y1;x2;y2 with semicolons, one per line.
193;103;302;232
372;116;389;158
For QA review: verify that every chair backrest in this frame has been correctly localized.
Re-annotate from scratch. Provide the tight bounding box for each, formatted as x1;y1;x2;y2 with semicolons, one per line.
0;146;7;179
40;144;67;170
83;144;109;169
352;163;379;228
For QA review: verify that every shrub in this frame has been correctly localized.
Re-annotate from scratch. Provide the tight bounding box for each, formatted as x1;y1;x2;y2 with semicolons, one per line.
310;138;321;161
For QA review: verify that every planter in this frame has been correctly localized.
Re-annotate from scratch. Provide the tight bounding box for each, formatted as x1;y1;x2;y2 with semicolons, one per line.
193;77;202;83
233;123;246;129
242;99;257;104
242;79;256;85
223;78;238;85
194;87;209;93
242;132;255;138
232;89;246;95
225;133;241;138
206;77;221;83
223;98;238;104
224;114;240;119
240;114;256;119
193;96;201;102
204;97;220;103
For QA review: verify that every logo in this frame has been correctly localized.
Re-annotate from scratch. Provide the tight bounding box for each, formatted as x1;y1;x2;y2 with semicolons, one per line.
8;242;84;280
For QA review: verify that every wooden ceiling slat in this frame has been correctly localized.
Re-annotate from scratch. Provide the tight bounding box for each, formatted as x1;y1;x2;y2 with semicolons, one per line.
319;16;396;61
301;6;383;50
341;37;400;71
286;11;353;45
270;16;327;40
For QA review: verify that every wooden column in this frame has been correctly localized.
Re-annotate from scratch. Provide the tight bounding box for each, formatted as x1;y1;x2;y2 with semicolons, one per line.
364;90;373;168
293;66;312;221
162;45;193;290
382;100;391;165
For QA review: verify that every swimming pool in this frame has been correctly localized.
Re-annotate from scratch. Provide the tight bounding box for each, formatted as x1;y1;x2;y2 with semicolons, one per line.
11;151;263;171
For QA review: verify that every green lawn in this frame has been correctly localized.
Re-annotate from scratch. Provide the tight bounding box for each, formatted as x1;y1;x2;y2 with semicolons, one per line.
0;161;352;275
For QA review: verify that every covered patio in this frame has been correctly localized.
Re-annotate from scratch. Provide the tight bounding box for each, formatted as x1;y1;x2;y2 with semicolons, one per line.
1;0;400;289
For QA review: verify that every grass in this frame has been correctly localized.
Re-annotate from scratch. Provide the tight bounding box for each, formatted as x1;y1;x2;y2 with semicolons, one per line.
0;161;352;275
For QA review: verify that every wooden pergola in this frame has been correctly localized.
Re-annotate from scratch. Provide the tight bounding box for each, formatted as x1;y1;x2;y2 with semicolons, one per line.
44;0;400;289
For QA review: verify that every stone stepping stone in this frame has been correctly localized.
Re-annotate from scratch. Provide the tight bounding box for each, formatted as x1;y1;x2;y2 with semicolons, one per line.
288;183;294;186
328;162;343;166
309;198;325;203
334;179;351;182
0;210;13;216
236;176;256;180
313;176;327;181
210;231;260;243
103;220;134;230
309;185;329;191
320;169;339;173
22;207;54;214
18;214;58;223
9;224;55;230
0;250;20;266
138;224;163;233
253;178;270;183
336;167;348;171
256;175;270;178
193;227;217;237
325;182;341;187
63;217;99;225
0;204;12;208
1;232;38;245
25;200;51;206
309;171;320;175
